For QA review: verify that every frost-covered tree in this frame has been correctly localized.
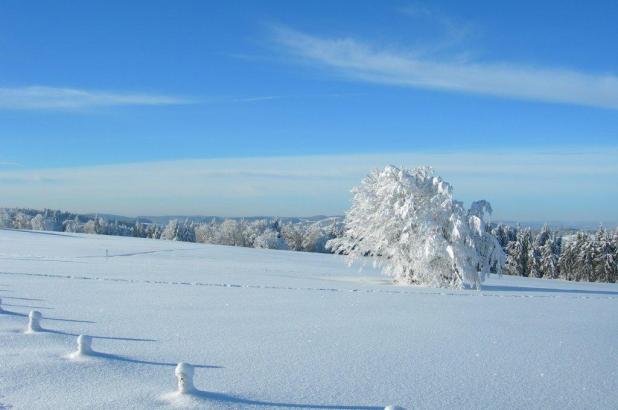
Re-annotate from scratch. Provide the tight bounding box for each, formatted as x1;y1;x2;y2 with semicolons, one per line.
82;219;97;234
83;217;107;235
145;223;162;239
63;216;83;233
528;245;543;278
467;200;505;274
178;220;196;242
0;209;10;228
504;225;562;279
281;223;306;251
195;219;218;244
302;224;332;253
559;232;589;281
13;211;32;229
253;229;288;250
133;220;147;238
554;228;618;283
30;214;46;231
539;234;561;279
327;165;498;289
217;219;241;246
162;220;179;240
594;230;617;283
161;219;195;242
528;225;551;278
491;224;517;248
578;234;596;282
505;228;532;276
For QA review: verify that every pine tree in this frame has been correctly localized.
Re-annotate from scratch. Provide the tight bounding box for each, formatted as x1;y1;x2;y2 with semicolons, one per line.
505;228;532;276
559;232;589;281
528;245;543;278
539;234;561;279
594;229;617;283
578;233;596;282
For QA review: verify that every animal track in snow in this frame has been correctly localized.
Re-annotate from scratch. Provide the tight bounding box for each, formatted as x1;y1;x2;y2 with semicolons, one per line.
1;270;616;301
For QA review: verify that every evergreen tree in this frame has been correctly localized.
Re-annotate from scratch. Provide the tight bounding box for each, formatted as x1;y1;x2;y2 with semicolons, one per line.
539;234;561;279
594;229;617;283
559;233;588;281
505;228;532;276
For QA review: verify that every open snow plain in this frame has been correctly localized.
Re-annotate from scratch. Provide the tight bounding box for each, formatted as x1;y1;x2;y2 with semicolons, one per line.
0;229;617;409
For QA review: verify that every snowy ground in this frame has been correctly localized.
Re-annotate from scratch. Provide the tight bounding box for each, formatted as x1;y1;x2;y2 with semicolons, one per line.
0;229;617;409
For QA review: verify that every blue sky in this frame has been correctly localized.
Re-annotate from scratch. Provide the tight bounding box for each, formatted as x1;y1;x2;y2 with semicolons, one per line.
1;0;617;221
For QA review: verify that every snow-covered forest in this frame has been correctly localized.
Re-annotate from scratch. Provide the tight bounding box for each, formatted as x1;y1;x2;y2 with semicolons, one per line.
0;208;343;253
495;224;618;283
1;206;616;284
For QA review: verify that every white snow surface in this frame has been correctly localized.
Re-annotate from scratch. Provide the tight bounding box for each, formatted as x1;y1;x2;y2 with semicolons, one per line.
0;229;617;409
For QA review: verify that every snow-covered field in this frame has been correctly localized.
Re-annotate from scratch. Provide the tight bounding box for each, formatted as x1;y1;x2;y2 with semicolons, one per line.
0;229;617;409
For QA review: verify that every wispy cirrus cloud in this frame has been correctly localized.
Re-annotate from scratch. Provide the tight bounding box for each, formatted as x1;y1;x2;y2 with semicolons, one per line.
0;161;22;167
271;25;618;110
0;86;363;111
0;175;61;184
232;95;284;103
0;86;193;110
230;93;362;103
399;2;477;54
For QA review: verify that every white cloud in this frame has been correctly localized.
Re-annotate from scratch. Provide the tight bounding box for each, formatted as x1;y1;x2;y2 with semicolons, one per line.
272;26;618;110
0;161;22;167
0;148;617;220
0;86;192;110
232;95;284;102
399;3;476;52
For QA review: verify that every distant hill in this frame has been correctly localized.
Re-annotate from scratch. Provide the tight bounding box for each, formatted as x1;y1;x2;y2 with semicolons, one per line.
82;213;153;224
140;215;340;225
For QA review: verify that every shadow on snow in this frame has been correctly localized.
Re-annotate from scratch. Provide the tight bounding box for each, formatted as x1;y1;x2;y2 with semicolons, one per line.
482;284;618;296
181;390;382;410
76;351;222;369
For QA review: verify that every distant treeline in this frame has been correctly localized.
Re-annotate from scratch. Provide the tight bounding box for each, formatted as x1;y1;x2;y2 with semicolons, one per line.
0;208;342;253
1;208;616;283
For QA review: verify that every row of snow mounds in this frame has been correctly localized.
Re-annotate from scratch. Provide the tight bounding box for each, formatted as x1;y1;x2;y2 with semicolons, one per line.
0;297;406;409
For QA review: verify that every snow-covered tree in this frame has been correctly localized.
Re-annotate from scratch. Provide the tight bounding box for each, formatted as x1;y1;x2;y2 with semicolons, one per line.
467;200;505;274
491;224;517;248
301;224;331;253
29;214;46;231
528;245;543;278
217;219;240;246
145;223;162;239
281;223;306;251
505;228;532;276
12;211;32;229
327;165;498;289
133;220;147;238
539;233;561;279
83;217;107;235
253;229;287;250
0;209;10;228
63;216;83;233
578;233;596;282
594;230;617;283
161;219;195;242
559;232;588;281
195;219;218;243
161;219;179;240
